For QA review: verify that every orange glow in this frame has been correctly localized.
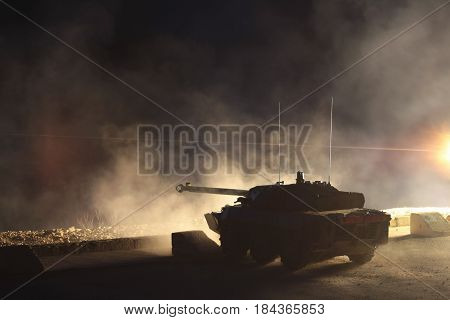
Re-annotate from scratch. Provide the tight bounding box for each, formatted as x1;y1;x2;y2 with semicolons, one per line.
443;140;450;162
439;136;450;163
429;133;450;175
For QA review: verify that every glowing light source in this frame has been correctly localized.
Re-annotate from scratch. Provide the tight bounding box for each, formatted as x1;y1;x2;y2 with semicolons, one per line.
432;134;450;173
444;140;450;162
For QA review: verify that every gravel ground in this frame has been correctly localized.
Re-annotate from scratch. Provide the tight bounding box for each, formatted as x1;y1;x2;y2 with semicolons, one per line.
0;225;154;247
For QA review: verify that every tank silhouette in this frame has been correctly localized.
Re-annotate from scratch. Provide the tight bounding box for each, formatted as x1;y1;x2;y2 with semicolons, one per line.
176;172;390;269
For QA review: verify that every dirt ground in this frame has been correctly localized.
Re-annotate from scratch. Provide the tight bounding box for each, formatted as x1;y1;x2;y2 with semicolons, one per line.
1;233;449;300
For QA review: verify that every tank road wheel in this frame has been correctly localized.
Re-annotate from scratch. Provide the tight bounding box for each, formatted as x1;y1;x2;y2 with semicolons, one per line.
220;233;248;260
280;240;309;271
250;246;277;265
281;251;308;270
348;248;375;265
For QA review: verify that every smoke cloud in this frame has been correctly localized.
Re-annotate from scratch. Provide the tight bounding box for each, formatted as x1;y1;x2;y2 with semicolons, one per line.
1;0;449;231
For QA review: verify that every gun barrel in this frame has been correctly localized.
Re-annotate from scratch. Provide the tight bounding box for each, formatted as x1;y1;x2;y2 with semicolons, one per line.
176;183;248;196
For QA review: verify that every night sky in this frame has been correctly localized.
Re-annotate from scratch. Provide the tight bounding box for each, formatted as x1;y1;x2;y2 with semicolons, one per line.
1;0;449;231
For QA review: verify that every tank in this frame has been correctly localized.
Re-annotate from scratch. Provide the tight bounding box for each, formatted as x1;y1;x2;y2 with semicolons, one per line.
176;171;390;269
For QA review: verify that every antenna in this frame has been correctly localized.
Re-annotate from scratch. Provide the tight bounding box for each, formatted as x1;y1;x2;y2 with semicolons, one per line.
278;101;281;183
328;97;333;184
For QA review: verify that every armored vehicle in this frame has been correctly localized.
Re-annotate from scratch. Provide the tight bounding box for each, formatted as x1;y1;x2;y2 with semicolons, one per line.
176;172;390;269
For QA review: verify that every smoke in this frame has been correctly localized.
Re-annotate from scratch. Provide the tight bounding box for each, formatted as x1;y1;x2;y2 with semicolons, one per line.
1;0;450;231
88;136;274;237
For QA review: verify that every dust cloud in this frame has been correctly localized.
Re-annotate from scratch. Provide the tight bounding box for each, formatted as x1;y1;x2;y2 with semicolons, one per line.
1;1;450;232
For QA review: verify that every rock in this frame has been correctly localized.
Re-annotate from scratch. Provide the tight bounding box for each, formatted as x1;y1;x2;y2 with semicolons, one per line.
0;246;44;275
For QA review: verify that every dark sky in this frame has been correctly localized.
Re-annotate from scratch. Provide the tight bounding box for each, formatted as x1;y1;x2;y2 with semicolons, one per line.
1;0;449;230
0;0;389;125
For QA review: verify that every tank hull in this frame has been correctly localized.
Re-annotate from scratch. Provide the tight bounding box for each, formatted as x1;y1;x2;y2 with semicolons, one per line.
205;207;390;269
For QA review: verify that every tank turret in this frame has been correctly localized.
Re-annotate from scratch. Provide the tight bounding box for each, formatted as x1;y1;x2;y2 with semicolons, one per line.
176;171;365;211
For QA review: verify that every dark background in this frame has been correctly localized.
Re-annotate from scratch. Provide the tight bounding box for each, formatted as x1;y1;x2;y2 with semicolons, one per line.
1;0;449;231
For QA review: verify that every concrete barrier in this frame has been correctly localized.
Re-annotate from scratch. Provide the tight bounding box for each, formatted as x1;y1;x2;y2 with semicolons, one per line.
390;215;410;227
172;230;220;257
410;212;450;237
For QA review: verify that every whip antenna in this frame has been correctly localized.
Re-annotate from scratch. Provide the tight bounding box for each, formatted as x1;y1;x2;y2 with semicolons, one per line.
278;101;281;183
328;97;333;184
